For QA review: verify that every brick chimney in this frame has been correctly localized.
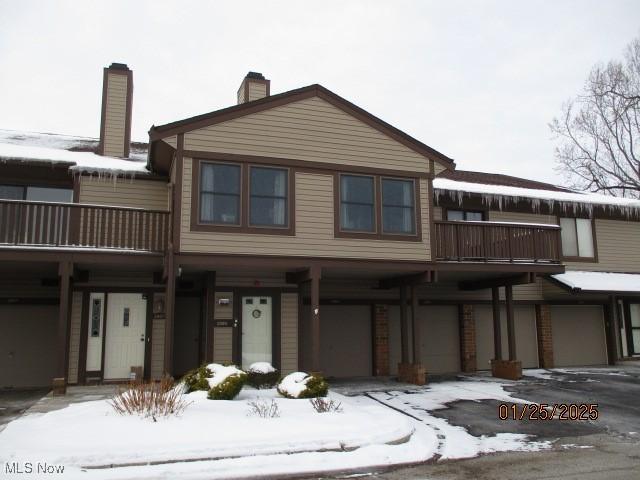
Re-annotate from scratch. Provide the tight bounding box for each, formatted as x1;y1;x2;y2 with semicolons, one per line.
98;63;133;158
237;72;270;104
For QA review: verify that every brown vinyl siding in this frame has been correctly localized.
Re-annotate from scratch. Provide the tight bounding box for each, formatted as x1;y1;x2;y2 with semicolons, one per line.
181;161;431;260
213;328;233;363
280;293;298;374
79;177;169;210
151;314;165;380
183;96;431;173
565;219;640;272
488;211;558;224
102;72;128;157
67;291;83;384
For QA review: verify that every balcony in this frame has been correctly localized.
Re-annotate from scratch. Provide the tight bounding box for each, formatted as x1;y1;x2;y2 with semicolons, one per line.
434;220;561;263
0;199;170;253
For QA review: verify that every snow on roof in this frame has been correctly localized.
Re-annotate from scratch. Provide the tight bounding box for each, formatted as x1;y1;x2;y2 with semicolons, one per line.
551;271;640;293
0;129;149;176
433;177;640;217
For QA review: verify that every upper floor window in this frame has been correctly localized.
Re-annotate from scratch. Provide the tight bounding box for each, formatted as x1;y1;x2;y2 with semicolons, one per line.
336;173;420;240
195;159;293;235
199;163;241;225
250;167;288;227
0;185;72;202
446;209;484;221
559;217;595;259
340;175;375;232
382;178;415;234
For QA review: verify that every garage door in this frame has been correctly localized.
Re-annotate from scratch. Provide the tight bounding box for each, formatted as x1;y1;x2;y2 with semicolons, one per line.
0;305;57;388
319;305;372;378
389;305;460;374
475;305;539;370
551;306;607;367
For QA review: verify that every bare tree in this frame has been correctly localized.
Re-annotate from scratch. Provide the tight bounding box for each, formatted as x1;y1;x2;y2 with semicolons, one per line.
550;36;640;198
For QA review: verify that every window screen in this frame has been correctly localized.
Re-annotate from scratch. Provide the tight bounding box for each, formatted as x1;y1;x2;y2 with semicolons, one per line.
200;163;241;224
340;175;375;232
382;179;415;234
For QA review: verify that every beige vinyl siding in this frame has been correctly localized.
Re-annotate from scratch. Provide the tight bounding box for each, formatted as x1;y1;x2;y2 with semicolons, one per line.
247;82;267;102
183;96;432;174
489;211;558;225
213;328;233;363
102;72;128;157
164;136;178;148
213;292;234;364
433;206;443;221
181;162;431;260
79;177;169;210
281;293;298;374
67;292;83;384
151;294;165;380
565;219;640;272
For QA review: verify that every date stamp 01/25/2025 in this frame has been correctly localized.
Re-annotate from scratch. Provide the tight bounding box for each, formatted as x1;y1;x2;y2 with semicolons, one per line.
499;403;599;421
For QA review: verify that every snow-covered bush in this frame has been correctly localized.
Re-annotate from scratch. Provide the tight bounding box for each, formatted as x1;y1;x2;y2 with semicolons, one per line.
181;365;212;393
206;364;247;400
277;372;328;399
246;362;280;389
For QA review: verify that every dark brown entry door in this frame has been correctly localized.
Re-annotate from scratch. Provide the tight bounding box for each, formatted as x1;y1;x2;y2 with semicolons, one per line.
173;296;202;376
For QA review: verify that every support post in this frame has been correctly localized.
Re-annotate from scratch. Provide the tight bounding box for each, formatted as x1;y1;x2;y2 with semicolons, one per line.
399;285;409;364
491;287;502;360
505;285;516;361
491;285;522;380
54;261;72;395
163;255;176;377
411;285;421;364
309;268;321;373
604;296;618;365
204;271;216;363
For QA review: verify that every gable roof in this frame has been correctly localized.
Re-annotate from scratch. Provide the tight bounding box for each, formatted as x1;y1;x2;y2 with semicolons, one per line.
148;84;455;170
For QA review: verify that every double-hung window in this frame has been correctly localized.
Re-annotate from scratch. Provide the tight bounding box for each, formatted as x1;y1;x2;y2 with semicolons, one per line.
382;178;415;234
199;163;241;225
340;175;375;232
0;185;73;202
250;167;288;227
559;217;595;259
446;209;484;221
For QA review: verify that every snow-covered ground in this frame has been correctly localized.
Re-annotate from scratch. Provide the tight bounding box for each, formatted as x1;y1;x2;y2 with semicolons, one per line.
0;379;552;479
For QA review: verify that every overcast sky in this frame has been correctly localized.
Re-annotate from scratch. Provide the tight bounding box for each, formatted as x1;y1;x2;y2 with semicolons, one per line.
0;0;638;184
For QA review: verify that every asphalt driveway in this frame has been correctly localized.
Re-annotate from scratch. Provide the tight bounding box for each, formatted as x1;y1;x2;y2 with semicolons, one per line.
325;363;640;480
0;388;48;433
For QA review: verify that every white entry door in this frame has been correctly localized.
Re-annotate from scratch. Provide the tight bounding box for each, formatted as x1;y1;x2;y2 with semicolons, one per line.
241;296;272;369
104;293;147;380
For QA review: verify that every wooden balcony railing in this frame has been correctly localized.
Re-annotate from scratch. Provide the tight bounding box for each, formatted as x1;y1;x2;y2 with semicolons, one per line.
434;220;561;263
0;199;170;253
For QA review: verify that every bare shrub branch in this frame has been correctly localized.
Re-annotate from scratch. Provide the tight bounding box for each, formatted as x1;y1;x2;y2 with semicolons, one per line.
247;398;281;418
309;397;343;413
109;377;191;421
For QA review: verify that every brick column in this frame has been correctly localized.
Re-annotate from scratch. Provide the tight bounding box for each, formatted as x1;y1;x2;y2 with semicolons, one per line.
373;305;390;376
535;304;554;368
459;304;477;372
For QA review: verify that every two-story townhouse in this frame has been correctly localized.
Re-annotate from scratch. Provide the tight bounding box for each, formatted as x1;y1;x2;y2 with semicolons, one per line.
0;64;638;392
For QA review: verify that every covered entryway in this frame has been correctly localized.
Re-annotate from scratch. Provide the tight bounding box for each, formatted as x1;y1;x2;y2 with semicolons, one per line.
551;305;607;366
475;305;539;369
309;305;372;378
173;295;202;376
389;305;460;374
104;293;148;380
0;304;57;388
